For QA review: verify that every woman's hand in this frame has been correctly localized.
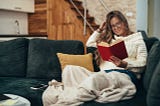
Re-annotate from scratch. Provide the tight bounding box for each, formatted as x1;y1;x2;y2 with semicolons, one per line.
109;56;128;68
97;21;106;33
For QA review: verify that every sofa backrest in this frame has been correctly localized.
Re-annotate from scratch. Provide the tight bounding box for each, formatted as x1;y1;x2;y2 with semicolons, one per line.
0;38;29;77
136;30;160;92
86;47;100;72
143;40;160;92
147;60;160;106
26;38;84;81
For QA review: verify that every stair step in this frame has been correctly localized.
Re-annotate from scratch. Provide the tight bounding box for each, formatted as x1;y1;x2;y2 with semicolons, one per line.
35;0;46;4
72;0;82;5
65;0;100;32
77;15;94;23
90;23;99;30
70;4;83;10
71;7;88;14
65;0;82;6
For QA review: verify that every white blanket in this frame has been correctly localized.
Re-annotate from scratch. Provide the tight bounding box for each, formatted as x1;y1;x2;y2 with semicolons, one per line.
42;65;136;106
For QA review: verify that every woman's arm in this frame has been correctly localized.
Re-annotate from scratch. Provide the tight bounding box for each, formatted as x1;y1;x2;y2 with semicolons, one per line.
86;22;106;47
125;39;147;68
109;33;147;69
86;31;101;47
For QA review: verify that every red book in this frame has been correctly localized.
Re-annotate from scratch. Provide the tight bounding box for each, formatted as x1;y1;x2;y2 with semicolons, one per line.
97;40;128;61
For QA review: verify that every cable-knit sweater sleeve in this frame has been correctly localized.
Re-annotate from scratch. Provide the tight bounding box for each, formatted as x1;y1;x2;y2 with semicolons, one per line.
86;31;101;47
86;31;147;76
124;32;147;72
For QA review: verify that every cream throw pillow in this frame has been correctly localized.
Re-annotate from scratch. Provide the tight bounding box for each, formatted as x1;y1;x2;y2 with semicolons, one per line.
57;53;94;72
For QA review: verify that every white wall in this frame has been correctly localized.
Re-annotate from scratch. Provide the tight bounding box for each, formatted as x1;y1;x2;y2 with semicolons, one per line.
152;0;160;38
0;10;28;35
137;0;160;39
136;0;148;33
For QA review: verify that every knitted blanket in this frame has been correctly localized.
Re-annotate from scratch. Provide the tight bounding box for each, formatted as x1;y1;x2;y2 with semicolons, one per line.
42;65;136;106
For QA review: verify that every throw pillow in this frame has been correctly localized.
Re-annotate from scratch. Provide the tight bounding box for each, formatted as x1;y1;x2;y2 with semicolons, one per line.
57;53;94;72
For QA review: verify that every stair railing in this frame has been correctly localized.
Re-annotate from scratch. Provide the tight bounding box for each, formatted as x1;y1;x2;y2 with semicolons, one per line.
68;0;110;34
69;0;94;33
98;0;110;12
83;0;87;35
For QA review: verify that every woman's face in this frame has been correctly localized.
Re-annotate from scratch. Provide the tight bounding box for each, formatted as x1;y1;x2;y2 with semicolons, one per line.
110;17;126;36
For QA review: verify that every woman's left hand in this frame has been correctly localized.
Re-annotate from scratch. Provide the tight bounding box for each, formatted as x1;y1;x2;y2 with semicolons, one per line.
109;56;128;68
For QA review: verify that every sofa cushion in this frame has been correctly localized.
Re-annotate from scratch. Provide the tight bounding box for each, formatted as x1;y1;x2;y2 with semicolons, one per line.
57;53;94;72
147;60;160;106
0;38;29;77
0;77;48;106
143;37;159;52
86;47;100;72
27;39;84;81
143;41;160;92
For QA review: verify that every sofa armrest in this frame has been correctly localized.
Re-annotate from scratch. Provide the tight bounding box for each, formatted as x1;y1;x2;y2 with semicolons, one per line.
86;47;100;72
147;60;160;106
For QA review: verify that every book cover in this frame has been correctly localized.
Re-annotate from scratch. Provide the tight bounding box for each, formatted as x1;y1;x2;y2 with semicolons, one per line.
97;40;128;61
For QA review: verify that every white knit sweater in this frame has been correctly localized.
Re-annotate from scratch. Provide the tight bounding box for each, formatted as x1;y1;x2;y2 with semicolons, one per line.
86;31;148;78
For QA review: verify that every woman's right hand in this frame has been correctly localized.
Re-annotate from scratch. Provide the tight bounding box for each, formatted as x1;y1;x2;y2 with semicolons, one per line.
97;22;106;33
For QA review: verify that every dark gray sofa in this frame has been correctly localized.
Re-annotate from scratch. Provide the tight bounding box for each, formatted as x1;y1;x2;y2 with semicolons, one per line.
0;38;84;106
0;33;160;106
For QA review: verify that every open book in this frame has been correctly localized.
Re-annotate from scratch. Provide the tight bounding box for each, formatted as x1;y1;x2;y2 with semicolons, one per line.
97;40;128;61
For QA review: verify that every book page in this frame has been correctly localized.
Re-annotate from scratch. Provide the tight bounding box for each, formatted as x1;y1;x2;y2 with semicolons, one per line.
97;39;123;47
97;42;110;47
110;39;123;46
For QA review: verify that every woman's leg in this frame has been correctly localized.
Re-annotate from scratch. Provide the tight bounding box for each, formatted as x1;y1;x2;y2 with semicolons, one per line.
42;65;93;106
78;72;111;91
42;84;63;106
62;65;94;87
76;71;136;102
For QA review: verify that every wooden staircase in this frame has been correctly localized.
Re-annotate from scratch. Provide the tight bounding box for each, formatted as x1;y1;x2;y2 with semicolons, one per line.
64;0;99;32
29;0;97;45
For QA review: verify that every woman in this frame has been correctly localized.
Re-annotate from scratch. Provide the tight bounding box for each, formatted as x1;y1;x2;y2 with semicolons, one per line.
86;10;147;80
42;10;147;106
